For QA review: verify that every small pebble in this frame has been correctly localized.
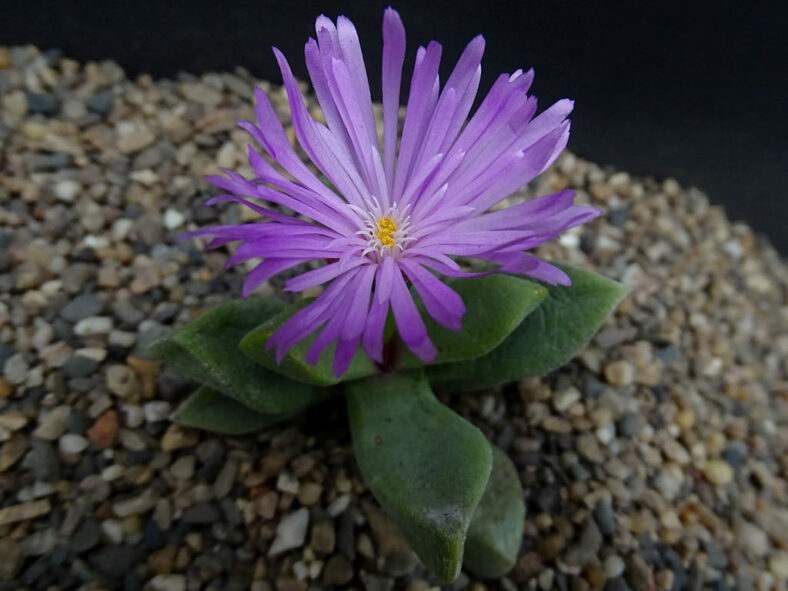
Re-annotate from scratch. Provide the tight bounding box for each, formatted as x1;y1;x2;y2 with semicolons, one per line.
269;508;310;556
703;459;734;486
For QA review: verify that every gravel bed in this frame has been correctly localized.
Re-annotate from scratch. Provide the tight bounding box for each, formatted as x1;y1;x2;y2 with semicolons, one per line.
0;45;786;591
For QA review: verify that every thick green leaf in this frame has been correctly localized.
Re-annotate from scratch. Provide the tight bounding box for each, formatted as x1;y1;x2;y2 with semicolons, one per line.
240;299;377;386
147;298;324;413
429;265;628;390
345;371;492;582
396;274;548;369
463;446;525;578
173;386;295;434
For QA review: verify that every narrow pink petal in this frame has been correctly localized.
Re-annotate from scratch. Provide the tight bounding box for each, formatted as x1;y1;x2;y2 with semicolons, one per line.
243;88;337;200
482;252;572;285
362;296;388;362
333;337;361;377
454;123;570;213
325;56;382;199
274;47;373;210
341;263;377;339
336;16;378;146
392;42;442;200
284;258;366;292
304;37;353;153
389;266;437;362
375;255;396;304
242;259;307;298
399;260;465;331
452;190;576;232
203;194;299;225
381;7;406;193
306;313;346;365
267;269;359;357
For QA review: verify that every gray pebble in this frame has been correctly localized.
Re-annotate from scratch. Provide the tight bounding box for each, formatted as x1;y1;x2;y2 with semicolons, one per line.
26;92;59;115
85;90;113;115
62;353;100;378
593;498;617;536
28;152;73;172
182;502;220;524
112;299;144;325
70;519;101;553
30;439;61;482
604;577;632;591
722;441;748;469
563;518;602;567
89;545;138;578
323;554;354;585
61;293;105;322
360;571;394;591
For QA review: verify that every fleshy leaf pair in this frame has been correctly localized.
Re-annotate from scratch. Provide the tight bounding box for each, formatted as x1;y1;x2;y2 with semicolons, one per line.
347;370;525;581
147;264;627;580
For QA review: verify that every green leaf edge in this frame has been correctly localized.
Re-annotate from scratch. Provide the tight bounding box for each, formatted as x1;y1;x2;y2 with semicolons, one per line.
146;298;324;414
172;386;298;435
345;370;492;582
239;299;378;386
395;274;549;370
428;264;630;390
463;445;526;578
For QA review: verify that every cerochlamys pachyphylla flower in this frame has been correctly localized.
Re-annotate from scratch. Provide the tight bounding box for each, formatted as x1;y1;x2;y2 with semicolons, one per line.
187;8;601;377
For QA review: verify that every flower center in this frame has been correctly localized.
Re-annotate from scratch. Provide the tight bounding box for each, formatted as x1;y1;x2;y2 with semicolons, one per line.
353;200;416;261
376;217;397;248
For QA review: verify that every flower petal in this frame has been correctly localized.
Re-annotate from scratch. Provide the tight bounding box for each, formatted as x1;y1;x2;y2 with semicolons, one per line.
389;265;438;362
381;7;406;193
399;260;465;331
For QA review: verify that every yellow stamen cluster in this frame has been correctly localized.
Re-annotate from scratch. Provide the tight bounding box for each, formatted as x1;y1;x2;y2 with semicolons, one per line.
376;217;397;248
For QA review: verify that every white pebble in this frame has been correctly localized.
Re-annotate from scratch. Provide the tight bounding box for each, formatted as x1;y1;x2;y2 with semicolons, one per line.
3;354;29;385
54;179;81;202
164;208;185;230
150;575;186;591
327;494;351;517
112;218;134;241
101;464;125;481
121;405;145;428
74;316;113;336
553;387;581;412
604;554;625;578
276;471;300;494
101;519;125;544
268;507;309;556
59;434;89;455
144;401;172;423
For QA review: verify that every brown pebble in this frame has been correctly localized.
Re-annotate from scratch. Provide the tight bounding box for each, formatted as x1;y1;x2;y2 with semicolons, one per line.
585;564;606;590
0;48;11;69
160;424;199;452
0;378;13;398
310;520;336;554
536;532;566;560
703;459;734;486
274;577;306;591
655;569;674;590
513;551;543;581
147;544;177;575
0;499;51;526
127;356;160;399
87;410;119;448
297;482;322;506
0;538;22;581
0;434;28;472
322;555;353;586
603;360;635;386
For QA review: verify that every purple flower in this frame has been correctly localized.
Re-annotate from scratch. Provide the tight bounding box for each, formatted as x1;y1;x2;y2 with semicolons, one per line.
188;8;600;377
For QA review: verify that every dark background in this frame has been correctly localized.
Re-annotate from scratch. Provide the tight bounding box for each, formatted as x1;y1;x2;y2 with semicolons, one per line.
3;0;786;252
